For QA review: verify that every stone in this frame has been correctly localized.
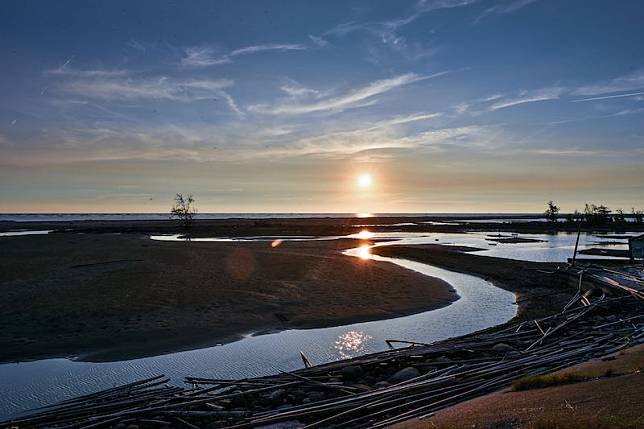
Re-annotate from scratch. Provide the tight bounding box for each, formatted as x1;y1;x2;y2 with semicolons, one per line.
341;365;364;380
307;390;326;402
269;388;287;405
492;343;515;353
388;367;421;383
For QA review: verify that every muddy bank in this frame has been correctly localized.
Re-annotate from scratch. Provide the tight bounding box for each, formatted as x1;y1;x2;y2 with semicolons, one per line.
0;234;457;363
371;244;572;321
2;215;643;238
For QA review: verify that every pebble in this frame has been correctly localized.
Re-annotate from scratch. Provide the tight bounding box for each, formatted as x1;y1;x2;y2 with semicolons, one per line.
389;366;421;383
341;365;364;380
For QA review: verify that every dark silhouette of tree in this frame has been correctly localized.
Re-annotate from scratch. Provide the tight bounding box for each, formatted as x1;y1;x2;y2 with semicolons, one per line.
583;203;611;226
614;209;626;224
544;201;560;223
170;193;197;228
633;208;644;224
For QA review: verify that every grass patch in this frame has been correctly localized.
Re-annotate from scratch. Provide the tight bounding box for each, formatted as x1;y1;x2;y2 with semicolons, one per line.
531;415;644;429
512;373;589;391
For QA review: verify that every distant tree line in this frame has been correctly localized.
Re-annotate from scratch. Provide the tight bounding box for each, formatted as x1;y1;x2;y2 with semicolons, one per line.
544;201;643;226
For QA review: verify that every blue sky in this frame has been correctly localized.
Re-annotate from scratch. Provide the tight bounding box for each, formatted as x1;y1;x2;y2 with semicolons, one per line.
1;0;643;213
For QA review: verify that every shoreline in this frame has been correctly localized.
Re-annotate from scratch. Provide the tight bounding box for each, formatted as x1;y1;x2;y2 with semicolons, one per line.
0;232;459;364
0;217;583;365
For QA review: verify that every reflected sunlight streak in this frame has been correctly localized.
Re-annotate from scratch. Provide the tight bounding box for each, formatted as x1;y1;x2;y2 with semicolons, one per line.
355;229;374;240
357;244;371;260
334;330;372;359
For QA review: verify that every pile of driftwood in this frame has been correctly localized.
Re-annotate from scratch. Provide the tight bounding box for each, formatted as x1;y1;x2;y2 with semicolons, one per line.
3;292;642;429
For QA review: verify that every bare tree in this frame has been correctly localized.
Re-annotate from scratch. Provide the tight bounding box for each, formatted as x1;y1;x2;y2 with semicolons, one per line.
633;208;644;224
170;193;197;228
544;200;560;223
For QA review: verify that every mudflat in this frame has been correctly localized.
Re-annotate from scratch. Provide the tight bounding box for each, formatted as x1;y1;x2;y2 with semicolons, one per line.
0;233;457;363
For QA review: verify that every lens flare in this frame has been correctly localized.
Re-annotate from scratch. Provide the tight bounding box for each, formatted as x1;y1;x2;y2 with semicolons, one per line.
271;239;283;248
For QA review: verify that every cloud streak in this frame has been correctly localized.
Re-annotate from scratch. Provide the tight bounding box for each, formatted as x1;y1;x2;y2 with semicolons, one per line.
488;87;566;111
572;70;644;97
249;72;446;115
572;91;644;103
181;43;306;68
60;76;234;102
474;0;540;23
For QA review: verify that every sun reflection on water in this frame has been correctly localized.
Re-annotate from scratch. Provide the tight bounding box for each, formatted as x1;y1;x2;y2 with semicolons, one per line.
334;330;372;359
355;229;374;240
357;244;371;260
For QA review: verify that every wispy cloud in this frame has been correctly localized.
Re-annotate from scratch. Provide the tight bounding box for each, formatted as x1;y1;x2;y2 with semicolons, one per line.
181;43;306;68
180;47;232;67
59;76;234;103
46;58;129;78
572;91;644;103
488;87;566;111
308;35;328;47
322;0;479;61
572;69;644;96
280;82;321;98
249;72;446;115
474;0;539;23
264;123;497;158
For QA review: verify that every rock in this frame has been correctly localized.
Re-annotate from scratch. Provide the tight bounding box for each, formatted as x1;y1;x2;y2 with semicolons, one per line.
126;425;139;429
341;365;364;380
492;343;515;353
388;367;421;383
363;375;376;385
307;391;326;402
506;351;522;358
269;388;287;405
435;356;451;363
375;381;391;389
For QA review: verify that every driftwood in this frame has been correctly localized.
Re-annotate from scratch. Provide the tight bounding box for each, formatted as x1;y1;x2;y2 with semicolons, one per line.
3;274;642;429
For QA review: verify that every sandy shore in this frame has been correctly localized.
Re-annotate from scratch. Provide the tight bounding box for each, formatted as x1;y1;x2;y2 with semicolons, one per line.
0;233;457;363
396;344;644;429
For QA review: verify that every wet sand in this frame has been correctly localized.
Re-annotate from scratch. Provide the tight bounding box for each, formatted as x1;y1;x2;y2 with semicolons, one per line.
0;233;457;363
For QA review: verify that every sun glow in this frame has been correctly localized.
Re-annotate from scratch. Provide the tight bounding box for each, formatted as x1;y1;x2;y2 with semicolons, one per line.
357;244;371;260
355;229;374;240
357;173;372;188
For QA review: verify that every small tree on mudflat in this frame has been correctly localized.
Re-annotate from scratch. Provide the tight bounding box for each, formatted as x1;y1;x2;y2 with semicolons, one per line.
170;193;197;228
544;201;560;223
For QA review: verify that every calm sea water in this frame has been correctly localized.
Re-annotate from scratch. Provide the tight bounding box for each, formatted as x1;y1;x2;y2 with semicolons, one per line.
0;212;547;222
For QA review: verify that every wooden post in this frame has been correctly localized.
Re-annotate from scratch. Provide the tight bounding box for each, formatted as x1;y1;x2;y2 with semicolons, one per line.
571;219;582;267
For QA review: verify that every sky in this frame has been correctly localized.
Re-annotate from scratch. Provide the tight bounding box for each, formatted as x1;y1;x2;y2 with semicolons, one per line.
1;0;643;213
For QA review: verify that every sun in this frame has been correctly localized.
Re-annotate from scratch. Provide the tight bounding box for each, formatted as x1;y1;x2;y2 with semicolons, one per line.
357;173;372;188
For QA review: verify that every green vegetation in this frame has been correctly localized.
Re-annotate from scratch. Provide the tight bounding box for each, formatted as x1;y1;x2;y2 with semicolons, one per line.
532;416;644;429
512;373;589;391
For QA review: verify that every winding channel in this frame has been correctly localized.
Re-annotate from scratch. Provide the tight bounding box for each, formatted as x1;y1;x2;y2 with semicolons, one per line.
0;233;517;419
